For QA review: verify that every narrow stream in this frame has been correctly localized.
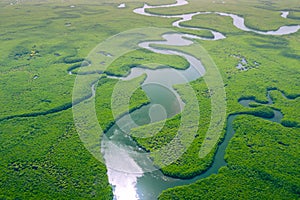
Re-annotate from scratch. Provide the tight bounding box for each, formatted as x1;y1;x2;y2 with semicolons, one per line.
100;1;299;200
134;0;300;36
0;1;297;199
0;1;294;199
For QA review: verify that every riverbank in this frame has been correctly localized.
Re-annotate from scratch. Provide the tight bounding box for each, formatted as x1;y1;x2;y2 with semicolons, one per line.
1;0;299;199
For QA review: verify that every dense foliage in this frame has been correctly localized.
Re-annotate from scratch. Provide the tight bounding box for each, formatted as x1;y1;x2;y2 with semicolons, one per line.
95;76;150;132
159;116;300;199
0;110;112;199
1;0;299;199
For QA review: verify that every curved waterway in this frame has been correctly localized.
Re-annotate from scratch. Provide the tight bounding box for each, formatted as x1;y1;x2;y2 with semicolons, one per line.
102;82;284;200
0;1;297;200
102;32;205;200
100;1;300;200
134;0;300;36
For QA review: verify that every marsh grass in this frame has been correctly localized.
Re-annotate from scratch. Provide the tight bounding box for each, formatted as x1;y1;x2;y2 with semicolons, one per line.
1;0;300;199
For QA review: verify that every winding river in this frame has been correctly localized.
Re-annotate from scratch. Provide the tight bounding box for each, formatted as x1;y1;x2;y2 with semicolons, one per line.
102;32;206;200
1;1;299;200
100;1;300;200
134;0;300;36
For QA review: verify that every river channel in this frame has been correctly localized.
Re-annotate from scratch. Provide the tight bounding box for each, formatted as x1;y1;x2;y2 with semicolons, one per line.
101;1;299;199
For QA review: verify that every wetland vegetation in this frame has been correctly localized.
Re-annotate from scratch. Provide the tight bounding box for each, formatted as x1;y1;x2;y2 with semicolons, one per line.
0;0;299;199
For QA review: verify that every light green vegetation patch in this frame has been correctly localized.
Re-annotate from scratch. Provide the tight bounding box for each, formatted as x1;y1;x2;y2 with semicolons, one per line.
174;28;215;39
106;49;189;76
269;90;300;127
181;13;244;36
288;11;300;20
